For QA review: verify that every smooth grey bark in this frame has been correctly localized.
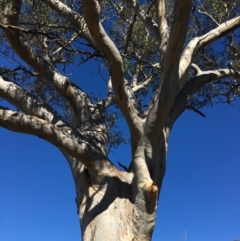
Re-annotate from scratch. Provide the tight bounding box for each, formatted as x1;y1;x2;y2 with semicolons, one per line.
1;0;240;240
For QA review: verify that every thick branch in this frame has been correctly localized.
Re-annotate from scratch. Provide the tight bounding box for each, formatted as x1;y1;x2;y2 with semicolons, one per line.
168;68;240;128
0;109;89;164
0;74;110;158
3;0;106;138
42;0;96;48
2;1;76;111
81;0;152;183
81;0;143;136
145;0;192;139
144;130;168;188
0;76;69;129
179;16;240;87
155;0;169;57
0;108;114;177
163;0;191;71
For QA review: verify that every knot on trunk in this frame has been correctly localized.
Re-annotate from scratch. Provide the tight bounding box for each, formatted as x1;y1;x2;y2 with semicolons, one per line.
140;180;158;195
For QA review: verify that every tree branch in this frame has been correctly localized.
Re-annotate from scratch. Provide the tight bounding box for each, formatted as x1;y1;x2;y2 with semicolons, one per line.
163;0;192;71
145;0;192;139
81;0;144;137
0;74;110;158
0;75;68;129
81;0;154;183
168;68;240;128
123;14;137;55
126;0;160;40
191;63;202;75
3;0;107;136
0;105;119;187
2;1;73;108
0;108;112;175
51;32;78;59
132;76;153;92
197;9;220;26
186;105;206;117
179;16;240;87
42;0;96;48
155;0;169;57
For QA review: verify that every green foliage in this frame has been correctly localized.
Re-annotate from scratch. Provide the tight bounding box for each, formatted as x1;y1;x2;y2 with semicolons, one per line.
102;110;128;153
1;0;240;148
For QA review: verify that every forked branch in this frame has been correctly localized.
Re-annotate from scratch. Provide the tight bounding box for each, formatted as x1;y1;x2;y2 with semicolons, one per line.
3;0;106;136
179;16;240;87
0;109;86;164
0;108;115;179
0;76;71;131
145;0;192;138
168;68;240;127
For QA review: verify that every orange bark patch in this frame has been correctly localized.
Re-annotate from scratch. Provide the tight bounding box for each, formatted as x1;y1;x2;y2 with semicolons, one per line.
141;180;158;194
147;183;158;193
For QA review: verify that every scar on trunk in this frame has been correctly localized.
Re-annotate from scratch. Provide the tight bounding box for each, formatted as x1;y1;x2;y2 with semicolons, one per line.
140;180;158;194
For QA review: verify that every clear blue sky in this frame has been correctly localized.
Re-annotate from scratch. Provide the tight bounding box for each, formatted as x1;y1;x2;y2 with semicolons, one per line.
1;58;240;241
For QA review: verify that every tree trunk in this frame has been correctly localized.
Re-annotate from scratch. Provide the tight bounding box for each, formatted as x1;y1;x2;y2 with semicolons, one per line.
80;191;135;241
65;154;160;241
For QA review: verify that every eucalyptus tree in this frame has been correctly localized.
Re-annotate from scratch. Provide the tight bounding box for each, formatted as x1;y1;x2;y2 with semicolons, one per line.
0;0;240;240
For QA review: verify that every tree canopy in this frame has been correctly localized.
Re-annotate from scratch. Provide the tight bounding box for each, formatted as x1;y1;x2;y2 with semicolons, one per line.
1;0;239;124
